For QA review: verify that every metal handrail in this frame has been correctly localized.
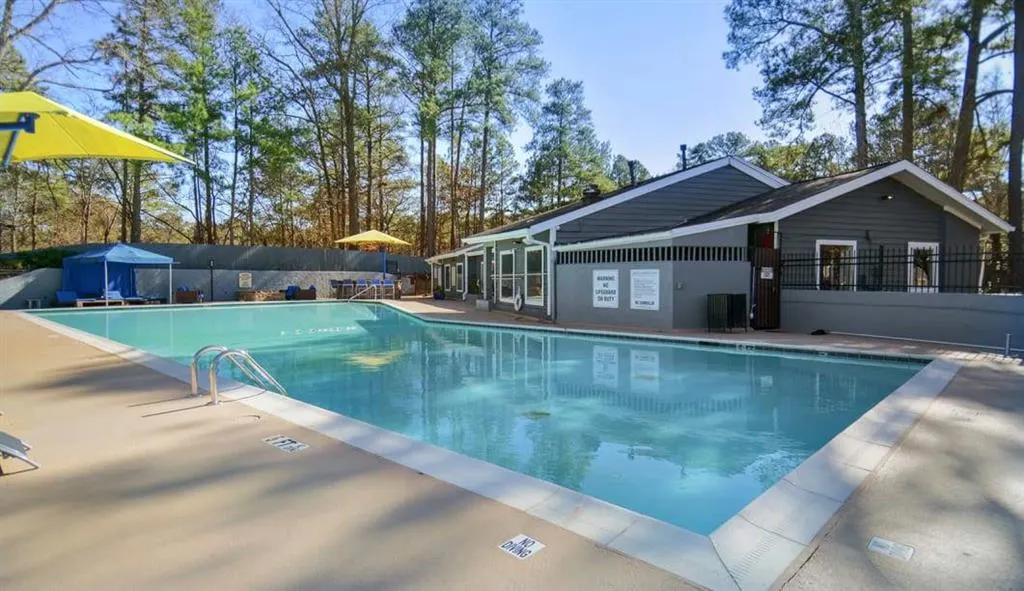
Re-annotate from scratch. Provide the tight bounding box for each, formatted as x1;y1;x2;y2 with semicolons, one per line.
208;349;288;405
190;344;229;395
347;284;377;301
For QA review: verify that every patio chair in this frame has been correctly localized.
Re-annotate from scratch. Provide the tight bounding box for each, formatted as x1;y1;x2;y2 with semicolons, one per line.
381;279;396;299
284;285;300;300
354;279;370;299
371;279;385;300
0;430;40;475
55;290;84;307
103;290;129;306
340;280;355;298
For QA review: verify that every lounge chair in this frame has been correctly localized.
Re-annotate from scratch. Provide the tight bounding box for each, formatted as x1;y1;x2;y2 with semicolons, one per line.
0;430;40;475
340;280;355;298
354;279;370;299
382;279;396;299
56;290;85;307
284;285;299;300
103;290;129;306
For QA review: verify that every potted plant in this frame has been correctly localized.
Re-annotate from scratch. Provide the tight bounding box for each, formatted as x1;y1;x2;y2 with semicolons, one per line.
432;284;446;300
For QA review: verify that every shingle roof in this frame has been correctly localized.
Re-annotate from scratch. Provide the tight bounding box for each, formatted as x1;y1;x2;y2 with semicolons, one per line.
555;162;897;244
685;162;894;225
468;165;717;238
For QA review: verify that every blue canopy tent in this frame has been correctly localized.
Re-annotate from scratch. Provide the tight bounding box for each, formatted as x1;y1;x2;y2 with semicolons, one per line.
61;244;175;305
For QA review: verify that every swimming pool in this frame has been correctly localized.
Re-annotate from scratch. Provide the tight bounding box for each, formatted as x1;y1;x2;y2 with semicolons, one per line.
35;302;923;535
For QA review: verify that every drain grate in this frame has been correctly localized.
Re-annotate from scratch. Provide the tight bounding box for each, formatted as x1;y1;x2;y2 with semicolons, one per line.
868;536;915;561
263;434;309;454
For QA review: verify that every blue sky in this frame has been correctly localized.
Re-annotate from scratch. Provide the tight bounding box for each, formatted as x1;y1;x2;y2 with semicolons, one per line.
48;0;845;176
513;0;773;174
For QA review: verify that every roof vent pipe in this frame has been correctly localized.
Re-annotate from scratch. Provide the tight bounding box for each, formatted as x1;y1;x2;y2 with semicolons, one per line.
679;144;687;170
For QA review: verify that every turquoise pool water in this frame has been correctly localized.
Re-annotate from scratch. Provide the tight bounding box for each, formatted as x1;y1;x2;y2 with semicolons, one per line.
36;302;922;534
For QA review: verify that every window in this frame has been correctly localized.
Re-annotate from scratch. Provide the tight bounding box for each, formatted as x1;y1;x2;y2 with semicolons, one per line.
498;250;515;303
443;264;451;290
524;246;545;306
455;262;464;293
907;242;939;293
815;240;857;290
432;265;441;288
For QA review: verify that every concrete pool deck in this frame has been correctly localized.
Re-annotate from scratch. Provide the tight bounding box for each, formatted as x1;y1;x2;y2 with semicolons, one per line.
2;300;1023;590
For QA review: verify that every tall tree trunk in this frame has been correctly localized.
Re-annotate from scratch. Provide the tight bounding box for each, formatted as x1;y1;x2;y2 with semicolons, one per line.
479;107;490;233
365;77;373;232
246;114;256;243
418;131;425;253
203;132;215;244
228;64;241;245
130;162;142;243
344;75;359;236
847;0;869;168
900;2;915;161
950;0;986;190
120;160;129;242
452;103;467;251
1009;0;1024;287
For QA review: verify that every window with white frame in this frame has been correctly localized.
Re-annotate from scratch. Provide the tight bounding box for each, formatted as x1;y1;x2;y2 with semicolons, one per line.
498;250;515;302
524;246;545;306
432;265;441;288
907;242;939;292
815;240;857;290
443;264;452;290
455;262;464;292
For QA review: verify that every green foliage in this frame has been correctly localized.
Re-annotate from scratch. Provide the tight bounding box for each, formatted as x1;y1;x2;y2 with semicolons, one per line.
0;248;74;270
610;155;650;188
522;78;612;209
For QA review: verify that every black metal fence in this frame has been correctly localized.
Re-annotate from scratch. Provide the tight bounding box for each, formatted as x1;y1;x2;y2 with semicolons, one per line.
779;245;1023;294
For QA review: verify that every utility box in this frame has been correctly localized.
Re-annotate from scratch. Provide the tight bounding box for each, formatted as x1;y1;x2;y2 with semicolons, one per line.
707;293;748;332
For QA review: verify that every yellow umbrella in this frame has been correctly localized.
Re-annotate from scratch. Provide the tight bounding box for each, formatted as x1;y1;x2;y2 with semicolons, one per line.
0;91;193;166
334;230;411;247
335;230;411;277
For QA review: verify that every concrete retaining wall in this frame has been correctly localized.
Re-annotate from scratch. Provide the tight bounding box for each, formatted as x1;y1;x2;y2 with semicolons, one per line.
781;290;1024;350
136;269;407;302
0;268;62;309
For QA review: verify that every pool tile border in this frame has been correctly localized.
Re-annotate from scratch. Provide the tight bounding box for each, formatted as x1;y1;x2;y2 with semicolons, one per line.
374;301;936;365
17;306;962;591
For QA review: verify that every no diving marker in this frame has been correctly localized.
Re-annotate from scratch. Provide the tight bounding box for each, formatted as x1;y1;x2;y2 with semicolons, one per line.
867;536;915;561
263;434;309;454
499;534;545;560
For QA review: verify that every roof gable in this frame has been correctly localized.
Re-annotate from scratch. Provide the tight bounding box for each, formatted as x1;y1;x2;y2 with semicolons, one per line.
556;160;1014;251
462;157;787;245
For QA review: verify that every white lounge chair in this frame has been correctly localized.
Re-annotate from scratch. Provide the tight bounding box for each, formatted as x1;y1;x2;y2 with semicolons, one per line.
0;430;40;474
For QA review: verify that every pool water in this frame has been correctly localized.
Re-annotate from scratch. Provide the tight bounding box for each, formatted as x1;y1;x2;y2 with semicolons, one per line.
37;302;922;534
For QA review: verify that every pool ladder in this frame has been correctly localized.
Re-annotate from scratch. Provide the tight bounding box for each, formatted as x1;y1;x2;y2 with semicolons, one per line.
190;345;288;405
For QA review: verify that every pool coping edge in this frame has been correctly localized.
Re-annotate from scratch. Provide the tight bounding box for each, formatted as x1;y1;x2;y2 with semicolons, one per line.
16;307;961;591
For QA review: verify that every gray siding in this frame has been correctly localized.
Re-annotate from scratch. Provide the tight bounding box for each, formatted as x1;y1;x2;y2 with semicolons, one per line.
555;165;773;244
673;261;750;329
673;225;748;246
556;261;674;329
777;178;981;251
780;290;1024;350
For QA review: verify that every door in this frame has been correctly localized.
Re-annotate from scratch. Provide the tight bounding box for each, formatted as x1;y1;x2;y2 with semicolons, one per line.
748;223;780;330
752;247;781;329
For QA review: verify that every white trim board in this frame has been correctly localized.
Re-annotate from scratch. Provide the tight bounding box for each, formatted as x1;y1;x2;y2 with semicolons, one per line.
556;160;1014;252
18;306;961;591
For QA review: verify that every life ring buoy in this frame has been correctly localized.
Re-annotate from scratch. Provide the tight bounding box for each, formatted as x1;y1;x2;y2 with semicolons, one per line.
513;292;524;312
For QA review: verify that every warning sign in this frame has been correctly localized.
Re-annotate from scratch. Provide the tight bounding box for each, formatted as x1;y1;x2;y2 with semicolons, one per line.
498;534;546;560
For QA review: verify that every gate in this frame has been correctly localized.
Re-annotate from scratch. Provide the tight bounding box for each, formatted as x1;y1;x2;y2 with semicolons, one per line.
751;247;780;330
